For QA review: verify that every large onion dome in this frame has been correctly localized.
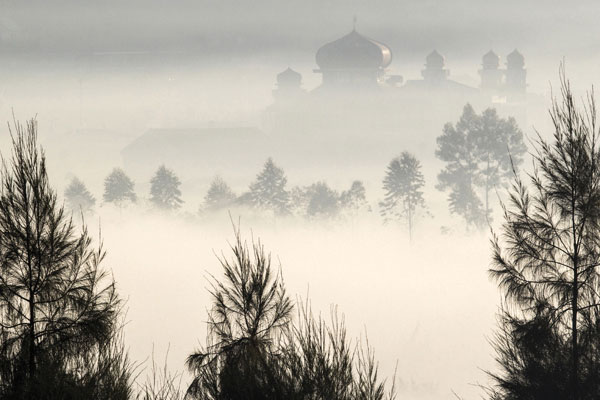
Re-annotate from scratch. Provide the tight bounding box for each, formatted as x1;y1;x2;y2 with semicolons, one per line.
315;30;392;70
482;50;500;69
507;49;525;69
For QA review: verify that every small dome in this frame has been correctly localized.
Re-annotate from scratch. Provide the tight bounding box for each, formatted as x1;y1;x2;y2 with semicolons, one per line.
316;30;392;70
277;67;302;86
425;50;445;69
507;49;525;69
482;50;500;69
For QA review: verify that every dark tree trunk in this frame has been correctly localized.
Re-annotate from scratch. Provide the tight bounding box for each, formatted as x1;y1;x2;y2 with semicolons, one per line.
572;268;578;400
28;292;35;379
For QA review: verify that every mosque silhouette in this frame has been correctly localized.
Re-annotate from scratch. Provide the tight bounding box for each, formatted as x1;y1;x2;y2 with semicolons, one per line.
122;28;536;178
273;28;526;101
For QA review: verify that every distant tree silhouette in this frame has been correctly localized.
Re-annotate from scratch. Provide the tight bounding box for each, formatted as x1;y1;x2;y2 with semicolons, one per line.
447;179;487;231
305;181;340;219
379;152;426;239
64;176;96;214
340;180;371;217
103;168;136;206
474;107;526;215
149;165;183;211
248;158;290;216
289;186;310;217
436;103;526;228
202;176;236;213
489;73;600;400
290;181;370;221
0;119;125;399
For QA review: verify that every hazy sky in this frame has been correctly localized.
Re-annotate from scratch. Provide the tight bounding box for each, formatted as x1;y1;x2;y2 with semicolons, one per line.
2;0;598;59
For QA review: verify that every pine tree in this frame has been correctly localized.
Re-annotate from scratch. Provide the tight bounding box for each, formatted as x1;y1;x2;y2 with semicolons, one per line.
379;152;426;239
0;119;122;398
103;168;136;206
436;103;526;228
185;226;397;400
248;158;290;216
203;176;236;213
186;226;293;400
489;73;600;400
149;165;183;210
64;176;96;214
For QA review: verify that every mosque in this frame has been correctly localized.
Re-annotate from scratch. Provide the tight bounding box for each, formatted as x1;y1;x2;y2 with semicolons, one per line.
282;32;523;93
123;28;536;178
272;28;527;99
265;28;530;137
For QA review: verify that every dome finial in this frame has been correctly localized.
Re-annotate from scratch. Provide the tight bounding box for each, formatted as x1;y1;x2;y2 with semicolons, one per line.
353;15;357;31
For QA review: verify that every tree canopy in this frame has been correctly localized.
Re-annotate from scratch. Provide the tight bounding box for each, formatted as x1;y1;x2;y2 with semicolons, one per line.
203;176;237;213
103;168;136;206
437;103;526;229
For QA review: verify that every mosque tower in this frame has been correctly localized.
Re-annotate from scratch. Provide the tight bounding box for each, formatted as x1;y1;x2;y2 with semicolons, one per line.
421;50;449;84
505;49;526;99
479;50;503;94
273;67;303;101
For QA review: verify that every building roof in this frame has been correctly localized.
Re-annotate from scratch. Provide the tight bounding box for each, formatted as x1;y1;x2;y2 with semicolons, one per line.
315;30;392;70
121;127;271;173
402;78;479;94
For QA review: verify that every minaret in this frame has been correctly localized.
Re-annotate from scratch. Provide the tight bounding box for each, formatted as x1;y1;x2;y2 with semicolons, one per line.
273;67;303;101
479;50;503;94
421;50;449;85
505;49;526;100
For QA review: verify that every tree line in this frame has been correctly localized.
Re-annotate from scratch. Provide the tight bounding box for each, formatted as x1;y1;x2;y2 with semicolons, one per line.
66;160;371;221
65;104;526;237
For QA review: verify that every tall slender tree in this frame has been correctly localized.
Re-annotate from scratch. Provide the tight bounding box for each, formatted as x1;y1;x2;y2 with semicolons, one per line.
0;119;121;398
379;152;426;239
149;165;183;211
489;73;600;400
340;180;371;217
